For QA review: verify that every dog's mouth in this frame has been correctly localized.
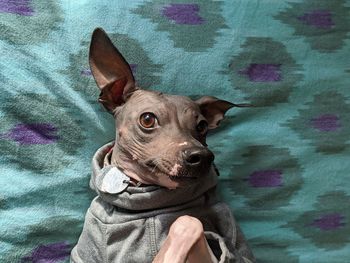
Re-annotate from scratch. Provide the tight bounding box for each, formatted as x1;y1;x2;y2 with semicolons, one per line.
168;175;198;181
144;159;198;180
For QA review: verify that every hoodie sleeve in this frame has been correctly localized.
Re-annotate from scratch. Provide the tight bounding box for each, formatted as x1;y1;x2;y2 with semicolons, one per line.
204;231;254;263
203;200;256;263
70;208;107;263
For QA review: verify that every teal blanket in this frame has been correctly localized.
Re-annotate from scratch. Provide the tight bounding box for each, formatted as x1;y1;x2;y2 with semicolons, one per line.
1;0;350;262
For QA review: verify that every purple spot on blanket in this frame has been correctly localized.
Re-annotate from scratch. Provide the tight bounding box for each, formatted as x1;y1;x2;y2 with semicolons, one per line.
309;213;346;231
310;114;341;132
162;4;205;25
21;241;71;263
0;0;34;16
129;64;138;74
246;170;283;188
239;64;282;82
80;69;92;76
4;123;59;145
298;10;334;29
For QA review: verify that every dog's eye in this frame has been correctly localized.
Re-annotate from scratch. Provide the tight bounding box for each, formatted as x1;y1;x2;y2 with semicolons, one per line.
196;120;208;135
140;112;157;129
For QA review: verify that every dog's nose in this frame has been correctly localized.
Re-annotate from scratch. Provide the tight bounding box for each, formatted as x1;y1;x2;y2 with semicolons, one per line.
182;147;214;168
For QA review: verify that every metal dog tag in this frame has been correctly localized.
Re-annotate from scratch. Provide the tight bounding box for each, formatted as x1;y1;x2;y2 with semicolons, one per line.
97;166;130;194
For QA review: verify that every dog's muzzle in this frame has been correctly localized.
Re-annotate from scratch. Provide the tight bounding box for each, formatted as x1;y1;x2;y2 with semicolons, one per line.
181;147;214;175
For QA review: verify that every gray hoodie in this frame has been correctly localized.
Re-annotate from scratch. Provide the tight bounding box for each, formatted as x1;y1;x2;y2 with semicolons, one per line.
71;142;255;263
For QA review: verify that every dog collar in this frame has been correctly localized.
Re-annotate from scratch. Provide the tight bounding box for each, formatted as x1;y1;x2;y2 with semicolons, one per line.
95;165;131;194
102;143;147;187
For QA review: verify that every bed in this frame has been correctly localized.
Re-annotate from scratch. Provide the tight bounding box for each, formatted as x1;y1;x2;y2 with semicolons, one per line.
1;0;349;262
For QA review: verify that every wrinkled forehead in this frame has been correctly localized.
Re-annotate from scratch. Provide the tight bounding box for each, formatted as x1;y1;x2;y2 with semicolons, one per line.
125;90;200;116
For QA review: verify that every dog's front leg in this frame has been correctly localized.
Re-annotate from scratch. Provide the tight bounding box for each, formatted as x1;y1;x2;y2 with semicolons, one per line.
153;216;215;263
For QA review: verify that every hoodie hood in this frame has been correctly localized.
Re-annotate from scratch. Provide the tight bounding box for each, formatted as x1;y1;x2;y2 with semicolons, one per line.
90;141;218;211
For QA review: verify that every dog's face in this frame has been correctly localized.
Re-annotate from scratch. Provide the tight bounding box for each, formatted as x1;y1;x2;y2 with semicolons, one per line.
89;28;247;189
114;90;216;189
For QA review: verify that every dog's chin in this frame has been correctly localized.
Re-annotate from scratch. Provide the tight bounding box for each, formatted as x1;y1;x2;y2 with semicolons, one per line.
143;165;200;189
136;167;197;190
158;174;199;190
116;159;198;189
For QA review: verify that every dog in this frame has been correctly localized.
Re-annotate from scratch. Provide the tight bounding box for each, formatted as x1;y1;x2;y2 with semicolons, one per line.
70;28;255;263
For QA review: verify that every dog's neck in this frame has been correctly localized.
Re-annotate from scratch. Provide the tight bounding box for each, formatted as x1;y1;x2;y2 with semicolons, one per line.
109;143;153;187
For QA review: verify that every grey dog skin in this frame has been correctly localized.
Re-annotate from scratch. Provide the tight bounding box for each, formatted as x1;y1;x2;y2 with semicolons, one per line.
71;28;255;263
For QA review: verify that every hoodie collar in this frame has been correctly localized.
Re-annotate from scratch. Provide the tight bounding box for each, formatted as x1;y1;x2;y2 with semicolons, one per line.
90;141;218;211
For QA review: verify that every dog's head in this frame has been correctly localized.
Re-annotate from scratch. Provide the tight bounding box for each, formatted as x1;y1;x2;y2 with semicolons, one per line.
89;28;247;189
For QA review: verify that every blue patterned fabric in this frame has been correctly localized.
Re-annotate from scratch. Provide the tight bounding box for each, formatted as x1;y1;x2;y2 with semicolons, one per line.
0;1;350;262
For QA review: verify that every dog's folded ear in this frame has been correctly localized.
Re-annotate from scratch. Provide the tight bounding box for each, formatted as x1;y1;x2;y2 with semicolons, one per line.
89;28;136;112
196;96;250;129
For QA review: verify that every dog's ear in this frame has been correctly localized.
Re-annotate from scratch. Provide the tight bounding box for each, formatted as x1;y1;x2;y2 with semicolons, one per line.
89;28;136;112
196;96;250;129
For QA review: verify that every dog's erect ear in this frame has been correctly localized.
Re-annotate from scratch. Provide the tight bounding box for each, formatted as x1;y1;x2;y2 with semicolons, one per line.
89;28;136;112
196;96;250;129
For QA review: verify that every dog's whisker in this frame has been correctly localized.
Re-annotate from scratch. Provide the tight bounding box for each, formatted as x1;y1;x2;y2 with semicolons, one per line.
150;160;158;173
